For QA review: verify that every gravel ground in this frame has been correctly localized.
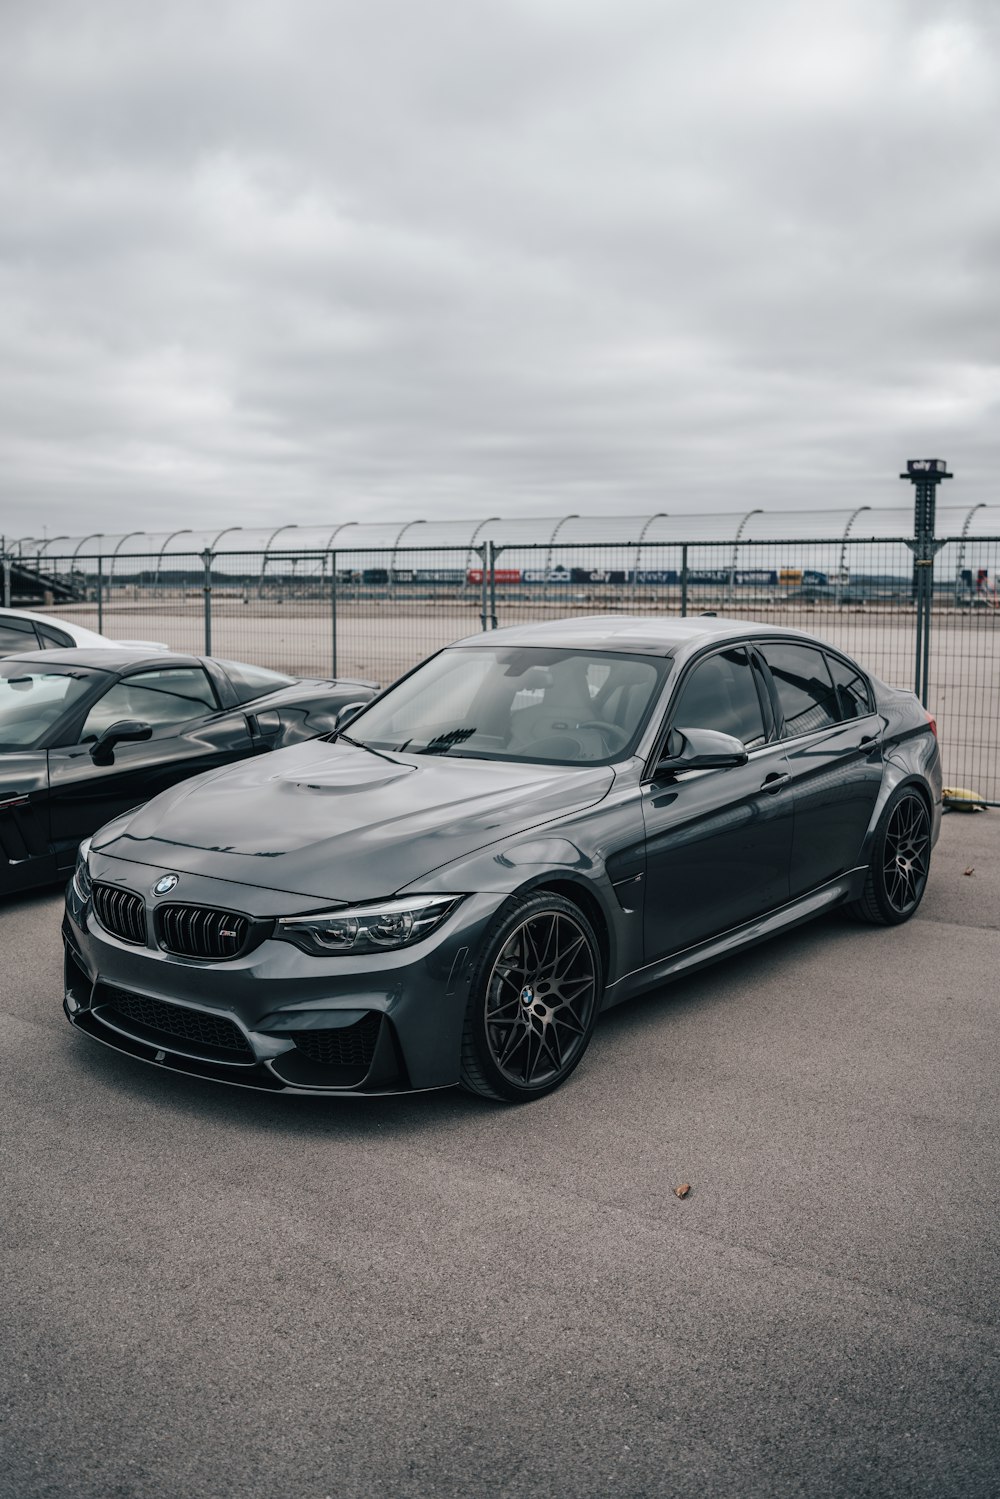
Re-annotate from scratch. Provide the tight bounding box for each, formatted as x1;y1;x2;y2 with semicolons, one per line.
1;811;998;1498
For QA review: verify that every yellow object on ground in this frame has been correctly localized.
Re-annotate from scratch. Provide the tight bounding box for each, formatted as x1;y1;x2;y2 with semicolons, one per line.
942;786;988;811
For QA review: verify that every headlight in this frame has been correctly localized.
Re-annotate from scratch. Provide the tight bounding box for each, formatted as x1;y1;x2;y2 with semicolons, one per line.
73;838;93;902
275;895;460;955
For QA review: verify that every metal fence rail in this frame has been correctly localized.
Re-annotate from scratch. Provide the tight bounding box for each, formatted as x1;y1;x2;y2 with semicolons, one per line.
3;530;998;802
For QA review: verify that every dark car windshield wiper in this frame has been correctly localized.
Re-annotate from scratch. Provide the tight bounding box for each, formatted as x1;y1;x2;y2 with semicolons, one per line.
336;731;409;768
413;727;478;756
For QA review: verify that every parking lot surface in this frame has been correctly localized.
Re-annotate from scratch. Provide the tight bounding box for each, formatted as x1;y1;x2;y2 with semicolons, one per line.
2;812;998;1499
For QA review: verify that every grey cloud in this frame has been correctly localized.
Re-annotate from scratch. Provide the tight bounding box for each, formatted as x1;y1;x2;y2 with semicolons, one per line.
1;0;998;544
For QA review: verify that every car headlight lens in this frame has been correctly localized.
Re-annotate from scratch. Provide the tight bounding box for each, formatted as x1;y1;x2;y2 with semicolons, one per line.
275;895;460;955
73;838;93;902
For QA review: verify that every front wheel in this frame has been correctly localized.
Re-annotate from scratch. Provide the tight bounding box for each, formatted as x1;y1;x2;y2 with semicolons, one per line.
460;892;603;1102
847;787;932;925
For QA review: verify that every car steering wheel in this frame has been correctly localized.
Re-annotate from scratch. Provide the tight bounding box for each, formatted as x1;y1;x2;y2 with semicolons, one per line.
583;720;631;753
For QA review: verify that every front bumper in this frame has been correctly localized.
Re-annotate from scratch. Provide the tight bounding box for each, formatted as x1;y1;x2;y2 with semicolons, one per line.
63;856;505;1095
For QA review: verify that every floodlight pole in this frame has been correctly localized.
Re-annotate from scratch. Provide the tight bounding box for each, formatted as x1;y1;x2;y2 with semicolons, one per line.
901;458;951;706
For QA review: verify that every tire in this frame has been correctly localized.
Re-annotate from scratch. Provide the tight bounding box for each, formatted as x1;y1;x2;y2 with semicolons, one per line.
460;891;603;1102
846;787;932;926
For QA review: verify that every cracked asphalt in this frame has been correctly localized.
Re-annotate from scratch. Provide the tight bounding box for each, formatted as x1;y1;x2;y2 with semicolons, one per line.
2;811;998;1499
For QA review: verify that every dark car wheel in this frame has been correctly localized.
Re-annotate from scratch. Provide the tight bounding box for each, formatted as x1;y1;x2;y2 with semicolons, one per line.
848;787;932;926
460;891;603;1102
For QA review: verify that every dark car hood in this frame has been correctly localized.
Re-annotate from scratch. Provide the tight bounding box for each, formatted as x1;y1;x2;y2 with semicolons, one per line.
96;739;614;900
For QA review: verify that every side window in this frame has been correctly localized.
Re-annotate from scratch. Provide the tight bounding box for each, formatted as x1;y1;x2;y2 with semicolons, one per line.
37;625;75;648
826;654;872;721
0;617;41;653
759;642;838;737
670;647;767;749
80;667;217;741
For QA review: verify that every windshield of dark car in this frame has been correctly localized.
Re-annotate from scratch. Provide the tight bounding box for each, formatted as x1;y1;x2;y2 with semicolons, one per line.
343;646;669;764
0;662;104;751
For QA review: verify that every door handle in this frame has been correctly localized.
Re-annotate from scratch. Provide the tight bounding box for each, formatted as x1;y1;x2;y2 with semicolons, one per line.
859;733;879;747
760;772;790;793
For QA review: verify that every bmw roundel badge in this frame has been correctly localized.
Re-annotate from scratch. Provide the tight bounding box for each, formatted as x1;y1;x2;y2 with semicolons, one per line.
153;874;179;896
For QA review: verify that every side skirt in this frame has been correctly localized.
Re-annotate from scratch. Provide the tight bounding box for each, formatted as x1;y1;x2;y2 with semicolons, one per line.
603;866;868;1010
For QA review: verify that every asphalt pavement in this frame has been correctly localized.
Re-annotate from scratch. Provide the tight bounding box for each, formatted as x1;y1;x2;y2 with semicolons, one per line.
2;812;998;1499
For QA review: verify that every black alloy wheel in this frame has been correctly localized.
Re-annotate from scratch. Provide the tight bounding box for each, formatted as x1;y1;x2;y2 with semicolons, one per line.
460;891;603;1102
848;788;932;925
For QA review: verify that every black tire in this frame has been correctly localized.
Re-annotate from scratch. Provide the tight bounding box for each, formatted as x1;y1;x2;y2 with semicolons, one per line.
460;891;603;1103
847;787;932;926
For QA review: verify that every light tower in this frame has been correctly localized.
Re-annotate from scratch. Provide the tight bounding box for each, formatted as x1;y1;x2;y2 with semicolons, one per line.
900;458;951;704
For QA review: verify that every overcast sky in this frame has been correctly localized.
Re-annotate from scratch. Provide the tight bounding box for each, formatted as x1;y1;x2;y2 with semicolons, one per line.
2;0;998;542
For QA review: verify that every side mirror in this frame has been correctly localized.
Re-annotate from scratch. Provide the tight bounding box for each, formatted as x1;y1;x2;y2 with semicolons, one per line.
335;701;367;731
89;719;153;765
657;726;748;774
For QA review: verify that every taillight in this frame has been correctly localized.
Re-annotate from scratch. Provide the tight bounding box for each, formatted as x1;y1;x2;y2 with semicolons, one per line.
926;712;937;738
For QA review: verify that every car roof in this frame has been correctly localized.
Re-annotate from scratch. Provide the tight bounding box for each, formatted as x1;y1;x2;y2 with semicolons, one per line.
449;614;820;657
0;605;95;630
3;647;204;673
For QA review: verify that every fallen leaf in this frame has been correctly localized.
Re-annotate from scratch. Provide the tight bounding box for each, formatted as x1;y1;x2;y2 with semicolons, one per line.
674;1183;691;1199
964;867;975;876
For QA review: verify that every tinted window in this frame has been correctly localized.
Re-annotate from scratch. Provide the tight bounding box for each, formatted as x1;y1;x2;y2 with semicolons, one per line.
759;642;838;736
0;617;40;653
37;624;75;648
81;667;217;740
670;648;767;748
826;654;872;721
217;659;295;704
0;662;102;749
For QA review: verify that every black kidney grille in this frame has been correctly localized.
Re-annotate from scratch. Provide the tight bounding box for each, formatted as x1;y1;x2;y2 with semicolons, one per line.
157;904;250;961
93;884;147;945
99;985;253;1059
291;1013;382;1068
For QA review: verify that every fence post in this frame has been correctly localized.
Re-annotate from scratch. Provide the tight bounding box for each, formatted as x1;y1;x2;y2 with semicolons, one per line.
202;548;213;656
488;540;498;628
680;545;688;617
97;556;104;634
479;544;489;631
1;555;10;609
330;551;338;677
900;459;951;705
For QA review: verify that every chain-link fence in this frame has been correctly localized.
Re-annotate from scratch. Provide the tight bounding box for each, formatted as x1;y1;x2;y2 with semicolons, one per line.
4;532;998;801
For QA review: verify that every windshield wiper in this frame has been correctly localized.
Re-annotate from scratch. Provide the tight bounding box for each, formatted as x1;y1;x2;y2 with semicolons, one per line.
336;731;409;768
415;727;478;756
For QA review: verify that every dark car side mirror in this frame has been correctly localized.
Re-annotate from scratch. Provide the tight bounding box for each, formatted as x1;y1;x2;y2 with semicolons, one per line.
657;726;749;775
89;719;153;766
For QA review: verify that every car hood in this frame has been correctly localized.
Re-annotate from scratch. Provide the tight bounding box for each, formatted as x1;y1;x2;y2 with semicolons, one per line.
95;738;614;901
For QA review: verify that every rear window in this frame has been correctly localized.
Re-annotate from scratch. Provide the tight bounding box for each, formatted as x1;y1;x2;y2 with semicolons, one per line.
217;659;296;704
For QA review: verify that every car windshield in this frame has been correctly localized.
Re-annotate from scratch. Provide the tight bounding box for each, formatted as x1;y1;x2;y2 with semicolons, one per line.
0;662;104;751
344;646;669;764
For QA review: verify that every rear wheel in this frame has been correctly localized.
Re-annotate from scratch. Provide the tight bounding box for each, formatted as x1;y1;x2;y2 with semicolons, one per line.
847;788;931;925
460;892;603;1102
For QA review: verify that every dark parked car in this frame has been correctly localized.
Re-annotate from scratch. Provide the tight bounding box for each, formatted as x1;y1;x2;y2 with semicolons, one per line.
63;616;941;1102
1;649;376;896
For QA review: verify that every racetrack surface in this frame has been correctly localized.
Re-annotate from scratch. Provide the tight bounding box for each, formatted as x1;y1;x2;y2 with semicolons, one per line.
1;812;998;1498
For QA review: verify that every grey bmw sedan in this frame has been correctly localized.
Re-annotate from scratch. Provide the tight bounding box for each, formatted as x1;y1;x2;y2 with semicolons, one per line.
63;615;941;1102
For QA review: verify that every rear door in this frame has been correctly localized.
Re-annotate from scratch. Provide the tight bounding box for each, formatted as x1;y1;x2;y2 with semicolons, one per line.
755;640;883;898
46;664;255;857
641;644;794;958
